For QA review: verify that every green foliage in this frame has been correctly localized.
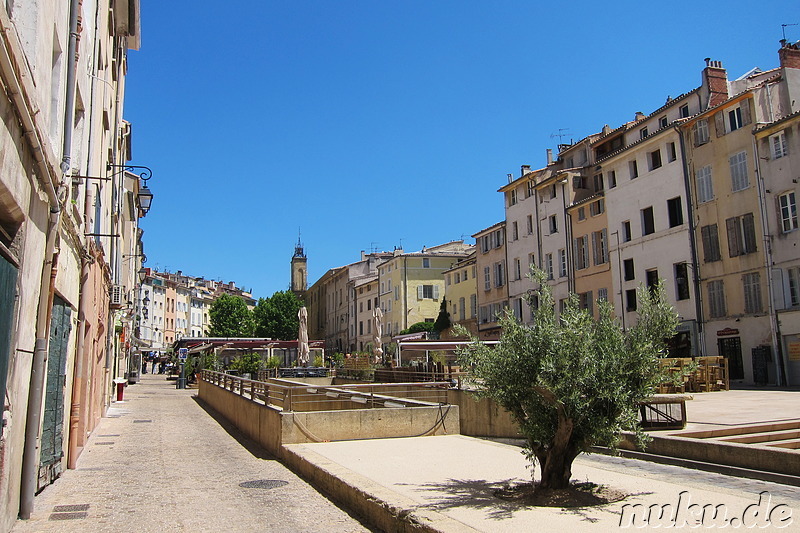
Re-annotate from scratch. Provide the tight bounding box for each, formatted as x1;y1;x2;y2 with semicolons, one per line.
401;321;436;335
433;299;451;333
230;352;262;374
331;353;345;367
265;355;282;369
314;354;324;367
253;291;304;340
457;269;678;489
208;294;255;337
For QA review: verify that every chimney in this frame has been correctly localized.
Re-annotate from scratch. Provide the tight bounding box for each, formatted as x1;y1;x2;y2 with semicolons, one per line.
702;58;729;108
634;111;646;121
361;250;366;261
507;173;513;183
602;124;612;135
779;40;800;69
546;149;554;165
520;165;531;177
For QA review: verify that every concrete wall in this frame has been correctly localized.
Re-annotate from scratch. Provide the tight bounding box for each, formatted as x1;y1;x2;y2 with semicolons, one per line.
198;380;459;458
447;389;522;439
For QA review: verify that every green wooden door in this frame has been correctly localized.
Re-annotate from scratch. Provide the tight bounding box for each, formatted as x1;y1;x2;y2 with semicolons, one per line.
40;296;71;476
0;254;17;439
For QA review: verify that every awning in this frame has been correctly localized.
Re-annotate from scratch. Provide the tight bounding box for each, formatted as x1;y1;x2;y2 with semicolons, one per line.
397;340;499;352
188;343;214;354
130;335;150;347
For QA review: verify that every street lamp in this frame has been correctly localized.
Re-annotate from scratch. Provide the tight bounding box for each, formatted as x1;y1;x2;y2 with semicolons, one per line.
138;184;153;215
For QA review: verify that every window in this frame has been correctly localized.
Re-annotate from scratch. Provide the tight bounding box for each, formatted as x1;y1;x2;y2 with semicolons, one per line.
592;229;608;265
545;254;554;280
641;206;655;236
788;268;800;307
514;258;521;281
590;199;604;216
708;280;726;318
454;272;460;284
680;104;690;118
630;160;639;179
696;165;714;203
667;197;684;227
577;207;586;221
646;269;659;294
593;173;604;192
394;286;399;300
667;142;677;162
623;258;635;281
513;298;523;320
726;213;757;257
559;249;567;277
728;107;743;132
484;266;491;291
640;127;648;139
743;272;763;314
494;228;504;248
481;235;490;253
549;215;558;234
528;253;536;268
575;235;589;270
701;224;722;262
598;288;608;301
609;170;617;189
494;262;505;287
445;275;450;287
729;151;749;191
418;284;438;299
527;180;535;198
470;294;477;318
512;221;518;240
509;189;518;206
693;119;709;146
579;291;594;315
648;149;662;170
422;257;430;268
550;184;557;199
779;192;798;232
659;116;668;129
625;289;637;312
526;215;533;235
770;131;788;159
675;263;690;301
622;221;631;242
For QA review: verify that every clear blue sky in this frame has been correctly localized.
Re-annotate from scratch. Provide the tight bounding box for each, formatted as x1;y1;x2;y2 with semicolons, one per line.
126;1;797;299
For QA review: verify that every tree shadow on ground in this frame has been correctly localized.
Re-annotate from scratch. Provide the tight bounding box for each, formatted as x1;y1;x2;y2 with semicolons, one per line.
191;395;276;461
399;478;654;523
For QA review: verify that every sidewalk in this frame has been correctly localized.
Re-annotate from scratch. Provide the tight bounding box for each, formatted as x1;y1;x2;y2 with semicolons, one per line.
11;374;371;533
285;435;800;531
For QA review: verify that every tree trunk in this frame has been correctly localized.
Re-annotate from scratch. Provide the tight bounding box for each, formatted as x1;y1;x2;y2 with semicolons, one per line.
531;386;578;490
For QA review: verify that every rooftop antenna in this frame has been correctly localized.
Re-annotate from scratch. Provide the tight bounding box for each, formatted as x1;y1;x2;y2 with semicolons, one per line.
550;128;571;143
369;242;379;253
782;23;798;41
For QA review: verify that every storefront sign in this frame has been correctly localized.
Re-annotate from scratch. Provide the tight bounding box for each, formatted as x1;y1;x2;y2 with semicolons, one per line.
717;328;739;337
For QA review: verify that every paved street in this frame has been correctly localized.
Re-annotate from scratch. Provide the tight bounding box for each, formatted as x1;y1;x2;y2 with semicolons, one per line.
11;374;371;533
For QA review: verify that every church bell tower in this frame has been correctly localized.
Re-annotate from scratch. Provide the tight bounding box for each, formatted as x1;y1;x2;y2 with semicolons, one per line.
291;235;307;299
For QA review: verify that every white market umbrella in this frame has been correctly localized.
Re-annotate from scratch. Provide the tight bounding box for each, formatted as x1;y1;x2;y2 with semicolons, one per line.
372;307;383;363
298;306;310;366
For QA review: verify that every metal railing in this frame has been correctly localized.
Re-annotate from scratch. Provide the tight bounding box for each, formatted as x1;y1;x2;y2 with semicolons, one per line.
201;370;451;412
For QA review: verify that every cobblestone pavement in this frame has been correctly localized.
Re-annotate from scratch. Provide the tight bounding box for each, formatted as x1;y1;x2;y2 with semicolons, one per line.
11;374;371;533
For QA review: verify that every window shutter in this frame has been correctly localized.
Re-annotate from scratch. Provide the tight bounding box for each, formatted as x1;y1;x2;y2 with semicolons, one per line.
714;112;725;137
417;285;423;299
701;225;711;262
740;100;751;126
743;213;757;253
433;285;439;300
692;123;699;146
726;217;740;257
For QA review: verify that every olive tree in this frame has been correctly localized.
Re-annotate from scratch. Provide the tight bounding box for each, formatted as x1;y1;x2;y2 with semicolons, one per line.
457;270;678;490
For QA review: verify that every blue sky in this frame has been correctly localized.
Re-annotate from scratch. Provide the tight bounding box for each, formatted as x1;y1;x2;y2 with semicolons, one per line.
126;1;797;299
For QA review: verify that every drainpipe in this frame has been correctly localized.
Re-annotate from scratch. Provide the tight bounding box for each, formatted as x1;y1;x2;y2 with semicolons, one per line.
19;0;80;518
753;135;787;386
676;125;706;356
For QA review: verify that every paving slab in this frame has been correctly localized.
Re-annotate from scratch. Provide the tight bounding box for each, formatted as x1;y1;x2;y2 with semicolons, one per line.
675;389;800;433
11;374;371;533
287;435;800;532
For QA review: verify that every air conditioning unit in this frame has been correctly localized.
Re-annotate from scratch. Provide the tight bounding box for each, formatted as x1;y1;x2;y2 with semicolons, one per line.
110;284;123;308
